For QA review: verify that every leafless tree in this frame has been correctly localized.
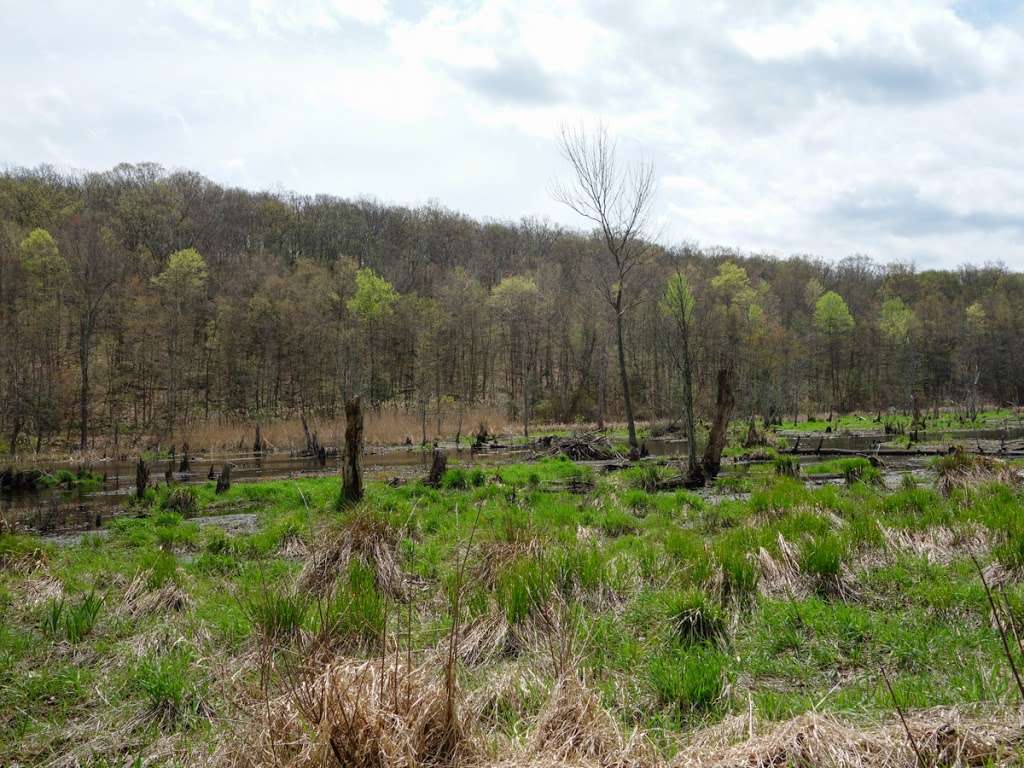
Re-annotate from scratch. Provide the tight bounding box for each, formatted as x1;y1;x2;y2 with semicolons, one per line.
553;122;656;452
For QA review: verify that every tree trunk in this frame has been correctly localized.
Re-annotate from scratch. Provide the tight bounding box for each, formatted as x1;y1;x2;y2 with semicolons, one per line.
701;367;736;480
216;463;232;494
342;397;364;503
79;326;90;452
616;306;637;451
426;448;447;487
135;458;149;500
679;315;699;479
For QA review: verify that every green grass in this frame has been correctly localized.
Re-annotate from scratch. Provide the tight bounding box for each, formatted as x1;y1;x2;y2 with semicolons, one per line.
4;460;1024;763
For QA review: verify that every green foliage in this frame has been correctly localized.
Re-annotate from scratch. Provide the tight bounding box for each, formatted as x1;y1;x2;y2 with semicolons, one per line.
152;247;208;299
665;589;726;647
322;561;386;647
800;535;846;580
59;589;104;643
163;486;199;517
814;290;855;337
773;455;800;477
496;557;553;624
347;267;398;322
879;297;914;345
240;581;309;641
649;647;727;713
660;272;695;323
19;227;68;292
133;646;207;727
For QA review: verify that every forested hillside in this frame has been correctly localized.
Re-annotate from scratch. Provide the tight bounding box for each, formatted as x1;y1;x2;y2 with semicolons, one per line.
1;163;1022;453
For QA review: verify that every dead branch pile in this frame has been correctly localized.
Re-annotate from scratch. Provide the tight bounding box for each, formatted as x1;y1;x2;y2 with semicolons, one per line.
542;433;621;462
298;512;405;598
673;707;1024;768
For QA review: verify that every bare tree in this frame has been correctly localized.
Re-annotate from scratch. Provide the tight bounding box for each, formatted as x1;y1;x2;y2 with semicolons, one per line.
553;122;655;453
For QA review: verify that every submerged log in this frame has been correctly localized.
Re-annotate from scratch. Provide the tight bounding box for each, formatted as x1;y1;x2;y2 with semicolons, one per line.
342;397;364;503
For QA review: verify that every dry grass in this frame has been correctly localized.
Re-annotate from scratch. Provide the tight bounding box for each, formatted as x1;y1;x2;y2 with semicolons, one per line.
298;512;405;598
522;673;653;768
120;569;194;619
936;452;1022;497
755;534;857;600
179;404;515;453
451;604;513;666
218;652;474;768
673;707;1024;768
879;524;990;566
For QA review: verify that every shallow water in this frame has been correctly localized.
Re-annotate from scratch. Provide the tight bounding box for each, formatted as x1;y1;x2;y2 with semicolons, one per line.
1;444;531;534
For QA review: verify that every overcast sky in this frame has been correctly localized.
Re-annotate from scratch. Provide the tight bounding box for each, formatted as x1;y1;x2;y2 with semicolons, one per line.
2;0;1023;269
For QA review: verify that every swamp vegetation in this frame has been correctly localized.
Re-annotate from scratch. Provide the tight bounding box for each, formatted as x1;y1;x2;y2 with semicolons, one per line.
3;451;1024;765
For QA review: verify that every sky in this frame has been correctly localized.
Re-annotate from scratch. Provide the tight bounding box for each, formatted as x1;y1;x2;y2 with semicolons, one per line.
2;0;1024;270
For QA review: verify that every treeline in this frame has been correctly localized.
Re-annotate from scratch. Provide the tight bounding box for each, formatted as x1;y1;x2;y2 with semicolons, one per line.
1;162;1022;453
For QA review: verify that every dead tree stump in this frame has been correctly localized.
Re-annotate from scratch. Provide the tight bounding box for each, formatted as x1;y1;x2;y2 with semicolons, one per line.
135;458;149;500
426;449;447;487
253;424;264;456
179;443;190;474
701;367;736;480
342;397;364;503
165;448;175;485
216;463;232;494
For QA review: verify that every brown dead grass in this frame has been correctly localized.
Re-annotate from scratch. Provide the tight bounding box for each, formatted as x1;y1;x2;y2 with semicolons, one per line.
755;534;857;600
120;569;194;619
936;452;1022;497
673;707;1024;768
217;653;474;768
879;524;991;566
299;511;405;598
523;674;653;768
179;404;515;453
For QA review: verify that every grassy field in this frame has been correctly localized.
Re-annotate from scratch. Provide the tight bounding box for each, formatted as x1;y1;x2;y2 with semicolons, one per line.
774;408;1022;434
2;455;1024;766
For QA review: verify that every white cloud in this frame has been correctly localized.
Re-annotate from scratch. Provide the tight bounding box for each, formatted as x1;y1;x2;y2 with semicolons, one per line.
0;0;1022;268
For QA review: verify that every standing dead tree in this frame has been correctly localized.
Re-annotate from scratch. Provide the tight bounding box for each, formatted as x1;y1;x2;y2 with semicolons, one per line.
553;122;656;456
342;397;364;503
135;457;149;500
702;367;736;479
426;449;447;487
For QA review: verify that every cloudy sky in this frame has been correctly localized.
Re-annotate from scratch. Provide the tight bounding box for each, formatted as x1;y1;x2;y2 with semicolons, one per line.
2;0;1023;269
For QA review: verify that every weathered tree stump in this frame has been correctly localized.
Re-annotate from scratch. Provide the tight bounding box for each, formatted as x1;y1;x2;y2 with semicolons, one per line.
216;463;232;494
135;458;149;500
426;449;447;487
165;448;175;485
253;424;264;456
701;367;736;480
179;442;190;474
207;464;216;481
341;397;364;503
